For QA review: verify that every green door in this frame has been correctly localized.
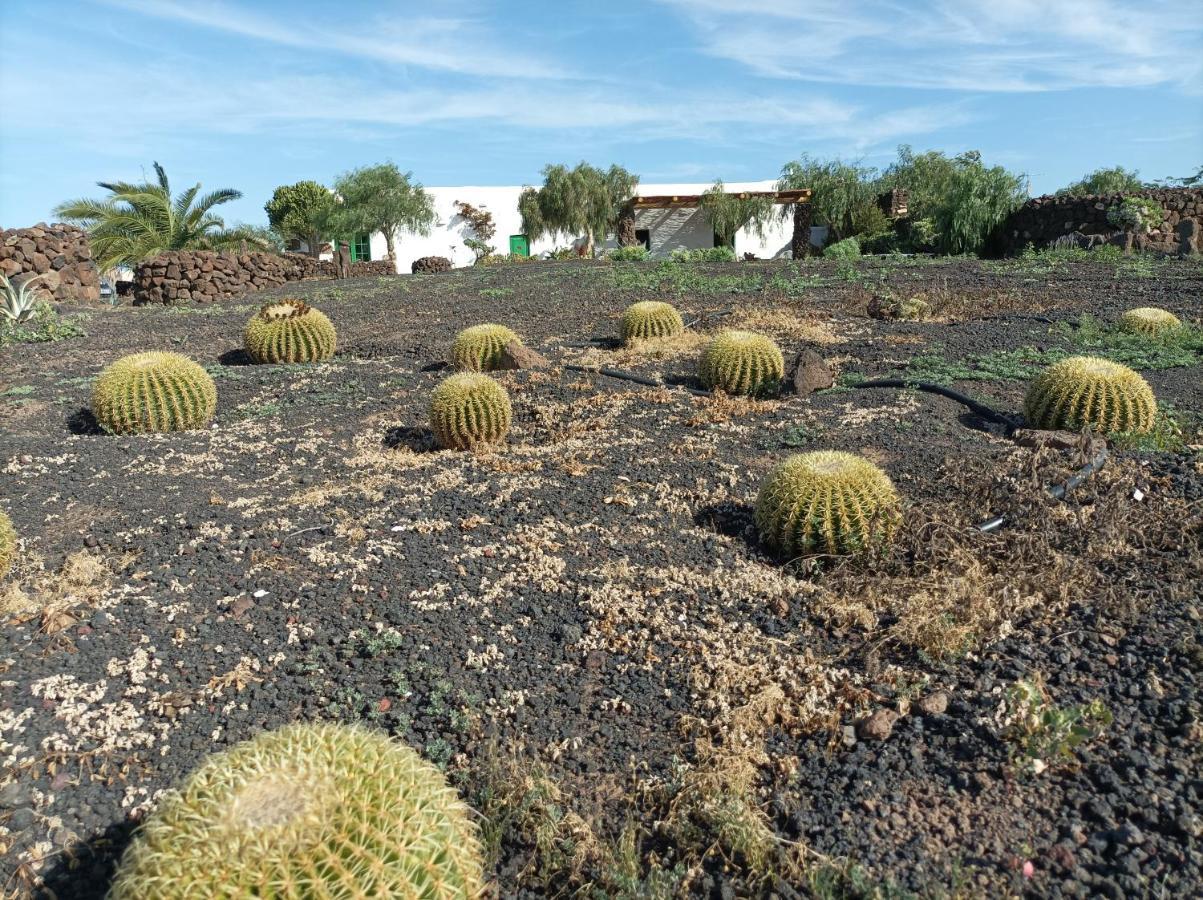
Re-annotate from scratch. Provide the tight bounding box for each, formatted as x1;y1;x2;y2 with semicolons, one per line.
509;234;530;257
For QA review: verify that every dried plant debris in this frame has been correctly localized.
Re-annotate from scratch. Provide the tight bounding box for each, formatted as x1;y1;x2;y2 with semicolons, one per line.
1;257;1200;898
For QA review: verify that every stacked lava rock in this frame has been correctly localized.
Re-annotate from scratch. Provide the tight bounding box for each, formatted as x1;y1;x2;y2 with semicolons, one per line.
996;188;1203;255
0;223;100;302
412;256;453;274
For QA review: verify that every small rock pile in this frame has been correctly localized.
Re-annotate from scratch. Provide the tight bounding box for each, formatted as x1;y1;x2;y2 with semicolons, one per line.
0;223;100;302
133;251;394;304
412;256;453;274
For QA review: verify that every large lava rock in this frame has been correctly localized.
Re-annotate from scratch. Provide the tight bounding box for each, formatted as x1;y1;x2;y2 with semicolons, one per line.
412;256;453;274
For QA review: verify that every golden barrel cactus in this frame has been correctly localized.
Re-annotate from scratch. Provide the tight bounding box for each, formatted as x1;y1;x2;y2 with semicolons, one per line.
620;301;684;343
451;324;521;372
0;509;15;579
755;451;901;558
698;330;784;396
244;299;337;364
1118;307;1182;338
109;723;484;900
1024;356;1157;434
430;372;512;450
92;352;217;434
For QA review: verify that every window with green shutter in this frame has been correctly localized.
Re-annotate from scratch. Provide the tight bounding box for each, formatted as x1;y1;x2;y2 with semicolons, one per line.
350;234;371;262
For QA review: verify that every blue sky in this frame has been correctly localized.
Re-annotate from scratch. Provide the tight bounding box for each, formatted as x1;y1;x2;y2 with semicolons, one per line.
1;0;1200;228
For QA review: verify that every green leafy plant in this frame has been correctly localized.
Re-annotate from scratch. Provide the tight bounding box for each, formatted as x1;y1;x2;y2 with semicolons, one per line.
329;163;435;264
699;179;774;248
777;155;879;242
670;246;737;262
1055;166;1145;197
823;237;861;260
1024;356;1157;434
244;299;337;364
1;273;47;324
1109;404;1194;453
55;161;270;271
0;509;16;579
1001;676;1112;774
265;181;334;257
451;323;521;372
109;723;483;899
755;451;900;558
430;373;512;450
608;245;650;262
1107;197;1165;234
1118;307;1182;337
619;301;684;343
698;331;784;396
92;351;217;434
0;301;87;346
520;162;639;258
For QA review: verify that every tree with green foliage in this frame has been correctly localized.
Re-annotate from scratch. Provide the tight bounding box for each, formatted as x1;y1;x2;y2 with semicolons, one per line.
265;181;334;258
933;152;1027;255
54;162;268;272
329;163;435;264
1055;166;1145;197
777;155;879;242
700;179;774;248
519;162;639;257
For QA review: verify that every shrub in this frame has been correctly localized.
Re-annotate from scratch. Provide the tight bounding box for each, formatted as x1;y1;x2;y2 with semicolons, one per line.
620;301;684;343
867;291;931;321
412;256;453;274
0;301;87;347
609;245;650;262
109;723;483;899
92;352;217;434
451;323;521;372
1;273;47;325
1024;356;1157;434
755;451;901;558
478;253;537;266
244;299;336;364
1107;197;1165;233
698;331;784;396
430;373;512;450
0;509;15;579
671;246;737;263
1118;307;1182;338
822;237;861;260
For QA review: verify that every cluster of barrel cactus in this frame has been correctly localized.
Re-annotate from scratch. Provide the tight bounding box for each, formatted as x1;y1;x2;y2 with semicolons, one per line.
451;324;521;372
0;509;15;579
92;351;218;435
620;301;684;343
244;299;337;364
1024;355;1157;434
110;723;483;899
698;330;785;396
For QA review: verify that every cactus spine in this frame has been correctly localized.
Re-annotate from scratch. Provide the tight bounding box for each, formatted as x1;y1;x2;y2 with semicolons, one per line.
92;352;217;434
451;324;521;372
755;451;900;558
244;299;337;364
698;330;784;396
109;723;483;899
620;301;684;343
430;373;512;450
1024;356;1157;434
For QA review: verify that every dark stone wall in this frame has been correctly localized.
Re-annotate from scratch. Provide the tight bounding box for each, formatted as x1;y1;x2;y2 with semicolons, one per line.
995;188;1203;255
133;251;395;304
0;223;100;302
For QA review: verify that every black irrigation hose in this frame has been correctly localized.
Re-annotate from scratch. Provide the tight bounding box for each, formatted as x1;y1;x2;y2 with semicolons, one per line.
563;364;712;397
851;378;1017;428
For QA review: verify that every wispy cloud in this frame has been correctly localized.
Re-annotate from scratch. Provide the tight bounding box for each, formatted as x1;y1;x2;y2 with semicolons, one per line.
97;0;569;80
657;0;1203;93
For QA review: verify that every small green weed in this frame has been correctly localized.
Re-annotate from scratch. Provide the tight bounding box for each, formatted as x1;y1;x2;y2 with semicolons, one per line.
1001;675;1112;775
1109;404;1196;453
479;287;513;299
0;303;87;346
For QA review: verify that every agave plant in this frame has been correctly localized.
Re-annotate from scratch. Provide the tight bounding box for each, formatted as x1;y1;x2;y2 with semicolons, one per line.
54;162;272;272
1;274;47;324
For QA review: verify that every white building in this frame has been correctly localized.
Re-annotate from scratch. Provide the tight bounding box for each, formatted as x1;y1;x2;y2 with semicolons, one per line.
351;180;815;273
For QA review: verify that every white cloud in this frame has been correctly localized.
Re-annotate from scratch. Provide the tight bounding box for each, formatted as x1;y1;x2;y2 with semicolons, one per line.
657;0;1203;92
97;0;569;80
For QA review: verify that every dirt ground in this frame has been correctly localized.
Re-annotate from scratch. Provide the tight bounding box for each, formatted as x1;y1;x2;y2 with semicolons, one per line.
1;255;1201;898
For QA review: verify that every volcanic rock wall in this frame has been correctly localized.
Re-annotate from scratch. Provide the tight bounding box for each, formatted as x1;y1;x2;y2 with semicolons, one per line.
0;223;100;302
133;251;395;304
996;188;1203;255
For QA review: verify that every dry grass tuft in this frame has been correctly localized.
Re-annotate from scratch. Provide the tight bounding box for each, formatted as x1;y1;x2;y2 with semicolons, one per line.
572;330;709;369
686;392;779;425
1;551;112;632
727;304;847;344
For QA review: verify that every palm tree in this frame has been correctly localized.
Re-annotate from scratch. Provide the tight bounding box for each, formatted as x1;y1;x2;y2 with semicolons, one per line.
55;162;271;272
